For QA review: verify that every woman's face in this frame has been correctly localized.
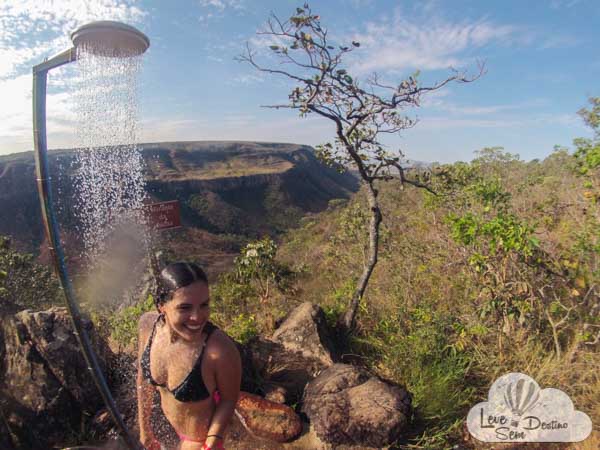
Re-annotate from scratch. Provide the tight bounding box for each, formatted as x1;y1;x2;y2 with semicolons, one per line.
160;280;210;342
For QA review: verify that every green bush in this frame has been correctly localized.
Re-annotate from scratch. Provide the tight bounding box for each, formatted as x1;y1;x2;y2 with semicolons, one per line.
211;237;295;334
0;235;60;313
225;313;258;344
352;304;477;447
108;294;155;349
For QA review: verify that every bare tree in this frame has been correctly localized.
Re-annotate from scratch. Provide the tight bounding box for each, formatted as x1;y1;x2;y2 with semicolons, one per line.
239;3;483;333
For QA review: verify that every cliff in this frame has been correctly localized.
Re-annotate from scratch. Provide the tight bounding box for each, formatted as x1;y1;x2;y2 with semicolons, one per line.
0;141;358;269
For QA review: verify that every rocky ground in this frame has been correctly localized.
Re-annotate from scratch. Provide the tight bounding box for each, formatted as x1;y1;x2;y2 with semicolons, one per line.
0;303;410;450
2;304;597;450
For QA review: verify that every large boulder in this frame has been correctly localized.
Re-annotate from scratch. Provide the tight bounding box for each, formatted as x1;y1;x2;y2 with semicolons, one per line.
0;404;17;450
247;337;325;404
271;302;337;367
302;364;412;448
243;302;338;406
234;391;303;442
89;351;143;442
0;307;111;449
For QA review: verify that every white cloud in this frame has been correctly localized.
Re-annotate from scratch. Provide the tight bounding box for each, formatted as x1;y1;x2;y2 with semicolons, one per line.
248;32;288;51
198;0;244;11
139;118;208;143
539;34;582;49
349;9;521;74
228;73;266;85
0;72;81;152
344;0;374;8
345;5;580;75
434;99;547;116
0;75;32;137
139;113;334;147
0;0;147;79
197;0;244;21
550;0;583;9
0;0;149;153
418;113;580;131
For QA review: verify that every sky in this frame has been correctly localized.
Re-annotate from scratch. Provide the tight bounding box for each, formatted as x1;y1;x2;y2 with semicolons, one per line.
1;0;599;163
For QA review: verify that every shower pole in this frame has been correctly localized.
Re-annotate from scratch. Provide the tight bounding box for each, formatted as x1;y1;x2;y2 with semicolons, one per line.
33;47;143;450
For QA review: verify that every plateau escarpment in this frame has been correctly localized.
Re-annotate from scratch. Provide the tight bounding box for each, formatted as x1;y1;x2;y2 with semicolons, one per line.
0;141;358;272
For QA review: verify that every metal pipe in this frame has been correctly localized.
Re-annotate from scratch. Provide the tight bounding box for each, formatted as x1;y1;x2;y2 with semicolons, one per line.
32;48;77;74
33;51;143;450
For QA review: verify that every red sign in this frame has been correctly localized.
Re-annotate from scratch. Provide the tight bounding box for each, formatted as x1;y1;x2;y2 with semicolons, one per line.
145;200;181;230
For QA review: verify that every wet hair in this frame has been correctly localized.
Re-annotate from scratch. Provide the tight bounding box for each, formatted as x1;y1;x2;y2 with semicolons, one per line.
155;262;208;309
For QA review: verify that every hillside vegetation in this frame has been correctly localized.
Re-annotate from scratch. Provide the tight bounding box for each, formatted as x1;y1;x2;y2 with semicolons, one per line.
201;143;599;448
3;114;599;447
273;147;600;447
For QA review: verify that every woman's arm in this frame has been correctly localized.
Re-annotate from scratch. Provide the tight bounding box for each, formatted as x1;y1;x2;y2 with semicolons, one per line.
137;313;158;448
205;334;242;449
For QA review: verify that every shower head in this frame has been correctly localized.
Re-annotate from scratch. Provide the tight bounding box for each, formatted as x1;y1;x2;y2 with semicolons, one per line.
71;21;150;57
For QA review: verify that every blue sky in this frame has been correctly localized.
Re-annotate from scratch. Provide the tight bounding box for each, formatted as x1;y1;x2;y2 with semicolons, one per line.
0;0;598;163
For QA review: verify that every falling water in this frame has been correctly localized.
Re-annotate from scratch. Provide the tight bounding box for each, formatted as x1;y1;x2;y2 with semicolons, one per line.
72;43;150;306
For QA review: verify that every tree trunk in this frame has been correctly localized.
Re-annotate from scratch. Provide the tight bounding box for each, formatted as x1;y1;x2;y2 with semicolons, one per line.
340;182;382;332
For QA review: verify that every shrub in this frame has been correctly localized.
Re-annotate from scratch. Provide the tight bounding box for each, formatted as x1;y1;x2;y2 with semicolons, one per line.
225;313;258;344
108;294;155;349
0;235;60;313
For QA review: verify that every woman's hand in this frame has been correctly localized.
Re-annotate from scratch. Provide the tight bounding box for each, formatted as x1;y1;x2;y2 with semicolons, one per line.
203;434;224;449
202;441;224;450
141;434;161;450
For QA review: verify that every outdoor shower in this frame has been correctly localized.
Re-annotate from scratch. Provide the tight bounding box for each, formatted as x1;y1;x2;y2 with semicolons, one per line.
32;21;150;450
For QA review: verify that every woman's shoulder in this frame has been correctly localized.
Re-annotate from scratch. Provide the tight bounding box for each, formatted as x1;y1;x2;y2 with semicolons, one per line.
207;326;240;360
137;311;159;355
139;311;160;333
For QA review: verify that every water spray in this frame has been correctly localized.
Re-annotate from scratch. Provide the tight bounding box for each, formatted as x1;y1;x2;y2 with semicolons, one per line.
32;21;149;450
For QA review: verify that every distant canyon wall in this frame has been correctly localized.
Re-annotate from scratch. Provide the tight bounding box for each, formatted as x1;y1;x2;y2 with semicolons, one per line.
0;141;358;253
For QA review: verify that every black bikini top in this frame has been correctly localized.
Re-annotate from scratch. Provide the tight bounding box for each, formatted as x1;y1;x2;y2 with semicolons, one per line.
141;315;217;402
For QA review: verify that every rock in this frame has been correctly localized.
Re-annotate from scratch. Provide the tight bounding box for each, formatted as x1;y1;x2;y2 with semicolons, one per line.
248;337;325;404
271;302;337;367
0;406;17;450
88;351;166;445
264;384;288;404
235;391;303;443
302;364;411;448
0;307;112;449
303;363;369;398
245;304;339;407
236;340;263;394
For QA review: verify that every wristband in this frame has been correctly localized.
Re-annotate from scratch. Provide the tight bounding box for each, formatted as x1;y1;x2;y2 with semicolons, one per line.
207;434;223;440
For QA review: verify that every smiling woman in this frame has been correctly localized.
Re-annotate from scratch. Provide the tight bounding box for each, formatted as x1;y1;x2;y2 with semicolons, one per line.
137;262;242;450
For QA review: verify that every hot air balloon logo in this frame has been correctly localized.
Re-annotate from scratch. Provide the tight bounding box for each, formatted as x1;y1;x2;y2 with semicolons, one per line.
503;378;540;427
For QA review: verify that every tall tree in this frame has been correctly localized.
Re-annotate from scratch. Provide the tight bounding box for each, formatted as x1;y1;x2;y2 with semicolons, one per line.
239;4;483;332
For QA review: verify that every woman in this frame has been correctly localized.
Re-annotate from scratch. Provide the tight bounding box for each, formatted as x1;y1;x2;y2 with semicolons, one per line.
137;262;242;450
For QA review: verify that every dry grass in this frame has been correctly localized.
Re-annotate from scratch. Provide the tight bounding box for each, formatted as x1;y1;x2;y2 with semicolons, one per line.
274;150;600;446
